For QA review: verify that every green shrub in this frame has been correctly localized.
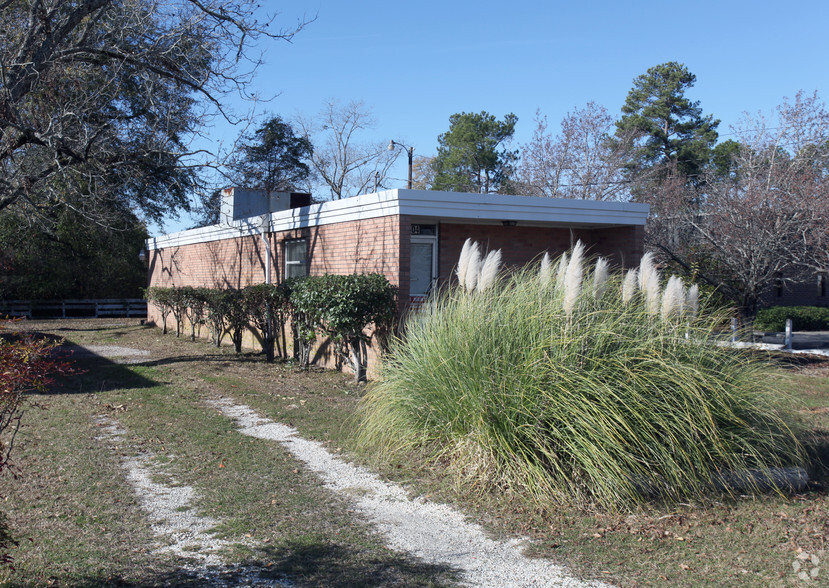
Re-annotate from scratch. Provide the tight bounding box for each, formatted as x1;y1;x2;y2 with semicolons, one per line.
179;286;208;341
201;288;228;347
289;274;397;379
317;274;397;382
754;306;829;332
243;283;291;362
167;287;192;338
222;289;248;353
358;244;803;511
144;287;173;334
286;277;323;368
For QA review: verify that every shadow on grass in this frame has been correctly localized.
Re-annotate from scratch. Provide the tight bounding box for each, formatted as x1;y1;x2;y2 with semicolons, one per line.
2;541;461;587
137;352;273;368
803;430;829;488
40;341;161;395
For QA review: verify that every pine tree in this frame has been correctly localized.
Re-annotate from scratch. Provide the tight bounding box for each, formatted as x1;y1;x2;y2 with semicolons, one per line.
431;111;518;193
615;62;719;182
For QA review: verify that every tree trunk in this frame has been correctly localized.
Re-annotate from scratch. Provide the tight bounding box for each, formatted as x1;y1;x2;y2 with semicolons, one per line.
349;337;367;383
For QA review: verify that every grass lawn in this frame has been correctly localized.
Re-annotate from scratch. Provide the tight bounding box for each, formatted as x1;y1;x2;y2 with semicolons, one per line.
0;319;826;587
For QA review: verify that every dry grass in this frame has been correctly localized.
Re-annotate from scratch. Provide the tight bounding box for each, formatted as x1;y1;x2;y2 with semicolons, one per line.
0;319;457;587
0;319;826;587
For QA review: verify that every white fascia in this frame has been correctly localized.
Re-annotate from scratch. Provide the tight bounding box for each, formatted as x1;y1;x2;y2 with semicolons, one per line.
146;189;649;251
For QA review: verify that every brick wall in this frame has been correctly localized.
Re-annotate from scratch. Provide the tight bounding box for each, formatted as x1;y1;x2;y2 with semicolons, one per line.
147;215;405;377
149;216;404;291
760;272;829;309
147;234;272;290
436;223;644;284
146;215;646;377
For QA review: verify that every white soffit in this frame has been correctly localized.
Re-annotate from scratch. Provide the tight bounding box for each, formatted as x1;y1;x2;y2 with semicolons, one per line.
147;189;649;250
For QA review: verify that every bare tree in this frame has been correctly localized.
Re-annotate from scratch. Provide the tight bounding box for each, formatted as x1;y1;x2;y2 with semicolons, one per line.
0;0;308;229
517;103;632;200
647;91;829;318
411;155;436;190
296;100;399;199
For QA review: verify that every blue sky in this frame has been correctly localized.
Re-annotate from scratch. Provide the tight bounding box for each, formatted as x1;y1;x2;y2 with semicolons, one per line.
155;0;829;235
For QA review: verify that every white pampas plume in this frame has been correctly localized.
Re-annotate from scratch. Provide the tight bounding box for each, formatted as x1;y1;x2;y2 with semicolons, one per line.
661;275;685;321
457;238;473;289
638;252;656;290
465;244;481;292
639;252;661;314
622;268;638;304
456;238;481;292
563;241;585;317
539;252;552;283
686;284;699;319
555;251;569;292
477;249;502;292
645;274;661;315
593;257;610;299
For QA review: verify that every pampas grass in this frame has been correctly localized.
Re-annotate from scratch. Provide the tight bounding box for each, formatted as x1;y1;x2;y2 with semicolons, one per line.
563;242;585;317
639;253;661;315
358;244;803;511
555;251;568;292
622;268;638;304
457;238;481;292
593;257;610;299
477;249;502;292
687;284;700;318
661;275;685;321
538;252;552;284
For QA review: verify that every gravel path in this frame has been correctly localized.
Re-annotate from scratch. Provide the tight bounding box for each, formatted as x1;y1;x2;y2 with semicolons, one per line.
211;397;611;588
74;340;608;586
94;415;292;587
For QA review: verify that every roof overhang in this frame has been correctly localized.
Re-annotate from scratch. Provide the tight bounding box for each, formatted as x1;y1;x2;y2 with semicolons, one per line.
147;189;649;250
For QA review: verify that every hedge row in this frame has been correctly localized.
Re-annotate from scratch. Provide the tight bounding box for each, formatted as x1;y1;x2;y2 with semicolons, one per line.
145;274;397;381
754;306;829;332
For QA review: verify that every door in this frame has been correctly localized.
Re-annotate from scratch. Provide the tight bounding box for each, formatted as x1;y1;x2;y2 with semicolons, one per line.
410;237;437;298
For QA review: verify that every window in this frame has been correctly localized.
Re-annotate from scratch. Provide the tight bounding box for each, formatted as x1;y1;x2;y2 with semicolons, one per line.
284;238;308;279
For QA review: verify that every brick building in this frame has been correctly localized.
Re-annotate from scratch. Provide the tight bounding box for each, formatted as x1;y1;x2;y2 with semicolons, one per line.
146;188;649;370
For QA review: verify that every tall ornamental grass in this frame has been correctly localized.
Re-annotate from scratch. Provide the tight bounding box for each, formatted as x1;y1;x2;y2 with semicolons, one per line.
358;242;804;511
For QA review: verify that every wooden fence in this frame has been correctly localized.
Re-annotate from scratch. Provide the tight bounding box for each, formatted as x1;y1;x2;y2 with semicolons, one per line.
0;299;147;319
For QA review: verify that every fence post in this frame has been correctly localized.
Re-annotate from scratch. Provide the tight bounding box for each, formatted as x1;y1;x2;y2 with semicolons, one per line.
784;318;793;351
730;317;738;343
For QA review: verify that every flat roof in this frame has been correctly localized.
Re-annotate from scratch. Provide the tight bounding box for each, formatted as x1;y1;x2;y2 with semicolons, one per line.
147;189;649;250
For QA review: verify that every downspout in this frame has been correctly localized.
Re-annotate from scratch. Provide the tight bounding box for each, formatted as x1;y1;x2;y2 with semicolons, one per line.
261;229;272;285
252;213;274;357
255;213;271;284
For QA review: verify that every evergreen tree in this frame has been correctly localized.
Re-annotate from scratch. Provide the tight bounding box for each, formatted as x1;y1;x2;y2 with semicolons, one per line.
231;116;313;194
431;111;518;193
615;62;719;182
0;204;147;300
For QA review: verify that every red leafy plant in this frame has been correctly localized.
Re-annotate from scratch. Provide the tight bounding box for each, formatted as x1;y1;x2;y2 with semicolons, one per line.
0;319;77;475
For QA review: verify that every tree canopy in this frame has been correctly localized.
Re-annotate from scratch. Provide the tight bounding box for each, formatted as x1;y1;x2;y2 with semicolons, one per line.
615;62;719;182
644;90;829;317
0;203;147;300
296;100;399;200
518;104;629;200
230;116;313;194
0;0;305;230
431;111;518;193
